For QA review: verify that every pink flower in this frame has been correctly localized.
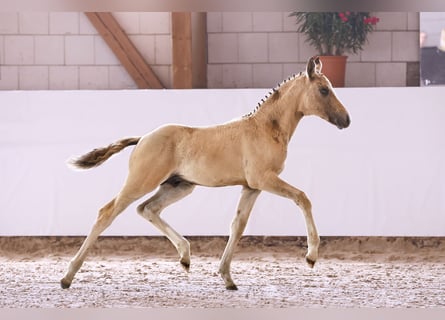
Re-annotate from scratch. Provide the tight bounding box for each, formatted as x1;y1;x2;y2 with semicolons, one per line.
364;16;379;25
338;12;348;22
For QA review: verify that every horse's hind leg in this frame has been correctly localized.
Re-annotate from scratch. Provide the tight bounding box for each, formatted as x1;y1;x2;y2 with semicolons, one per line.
219;187;261;290
60;194;135;289
137;179;195;270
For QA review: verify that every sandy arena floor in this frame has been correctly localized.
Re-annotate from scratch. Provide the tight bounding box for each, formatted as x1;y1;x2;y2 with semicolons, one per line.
0;236;444;308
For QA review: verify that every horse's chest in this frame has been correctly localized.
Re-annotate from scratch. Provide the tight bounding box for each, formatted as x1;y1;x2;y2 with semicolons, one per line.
245;145;287;173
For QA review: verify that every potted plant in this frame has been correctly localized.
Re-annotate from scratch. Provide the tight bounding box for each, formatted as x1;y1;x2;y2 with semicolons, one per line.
290;12;379;87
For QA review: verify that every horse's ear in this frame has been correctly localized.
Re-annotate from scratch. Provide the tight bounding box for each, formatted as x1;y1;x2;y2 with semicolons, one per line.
314;56;322;73
306;56;317;80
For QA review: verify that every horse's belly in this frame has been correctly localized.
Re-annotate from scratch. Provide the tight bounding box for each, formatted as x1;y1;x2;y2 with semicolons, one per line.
179;159;247;187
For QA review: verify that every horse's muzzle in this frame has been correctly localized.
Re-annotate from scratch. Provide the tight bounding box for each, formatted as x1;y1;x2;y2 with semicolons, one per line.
330;113;350;129
340;114;351;129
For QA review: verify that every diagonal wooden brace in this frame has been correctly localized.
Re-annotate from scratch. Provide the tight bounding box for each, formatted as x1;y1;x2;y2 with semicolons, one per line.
85;12;164;89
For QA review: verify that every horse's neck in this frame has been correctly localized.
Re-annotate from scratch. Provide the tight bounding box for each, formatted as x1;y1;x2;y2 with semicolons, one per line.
254;89;304;144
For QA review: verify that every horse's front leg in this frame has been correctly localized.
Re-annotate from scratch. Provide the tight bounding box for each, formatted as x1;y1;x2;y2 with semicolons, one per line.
253;173;320;267
219;187;261;290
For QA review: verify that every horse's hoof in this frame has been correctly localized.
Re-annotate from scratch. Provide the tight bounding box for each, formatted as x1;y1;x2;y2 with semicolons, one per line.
60;279;71;289
226;284;238;291
305;257;316;268
180;260;190;272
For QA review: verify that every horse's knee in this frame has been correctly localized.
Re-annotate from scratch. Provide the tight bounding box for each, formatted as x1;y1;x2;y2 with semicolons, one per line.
296;191;312;211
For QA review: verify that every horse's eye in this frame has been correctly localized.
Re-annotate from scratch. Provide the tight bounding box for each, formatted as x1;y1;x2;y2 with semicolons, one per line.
319;87;329;96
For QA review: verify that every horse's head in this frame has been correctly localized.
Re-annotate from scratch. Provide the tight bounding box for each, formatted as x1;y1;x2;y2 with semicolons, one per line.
299;56;350;129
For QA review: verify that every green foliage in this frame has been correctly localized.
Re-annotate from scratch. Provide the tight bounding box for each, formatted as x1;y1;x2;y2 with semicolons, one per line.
290;12;379;56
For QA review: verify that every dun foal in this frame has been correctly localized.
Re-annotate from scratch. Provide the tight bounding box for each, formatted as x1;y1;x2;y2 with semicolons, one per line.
61;56;350;290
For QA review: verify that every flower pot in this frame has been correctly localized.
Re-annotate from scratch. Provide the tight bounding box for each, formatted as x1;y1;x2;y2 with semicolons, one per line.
319;55;348;87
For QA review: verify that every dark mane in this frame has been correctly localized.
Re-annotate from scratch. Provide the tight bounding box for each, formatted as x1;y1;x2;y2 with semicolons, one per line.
243;72;304;118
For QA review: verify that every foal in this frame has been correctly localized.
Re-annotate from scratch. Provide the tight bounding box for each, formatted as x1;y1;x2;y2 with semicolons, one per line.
61;56;350;290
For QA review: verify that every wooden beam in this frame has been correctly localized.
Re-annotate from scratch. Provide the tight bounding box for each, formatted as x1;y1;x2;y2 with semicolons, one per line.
171;12;193;89
85;12;164;89
191;12;208;88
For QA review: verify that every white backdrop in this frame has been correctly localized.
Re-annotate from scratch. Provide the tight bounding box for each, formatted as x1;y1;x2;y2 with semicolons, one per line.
1;87;444;236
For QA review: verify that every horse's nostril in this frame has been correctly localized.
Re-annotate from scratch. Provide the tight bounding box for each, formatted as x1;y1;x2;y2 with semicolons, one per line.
345;114;351;127
336;114;350;129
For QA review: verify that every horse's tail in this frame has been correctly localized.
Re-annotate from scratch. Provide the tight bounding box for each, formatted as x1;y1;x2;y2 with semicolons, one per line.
68;137;141;169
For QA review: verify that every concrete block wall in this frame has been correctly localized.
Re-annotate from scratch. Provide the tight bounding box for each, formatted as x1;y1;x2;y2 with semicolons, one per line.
1;12;419;90
207;12;420;88
207;12;303;88
0;12;171;90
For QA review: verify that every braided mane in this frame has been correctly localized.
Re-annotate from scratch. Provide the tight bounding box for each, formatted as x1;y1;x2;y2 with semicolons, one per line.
243;72;304;118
